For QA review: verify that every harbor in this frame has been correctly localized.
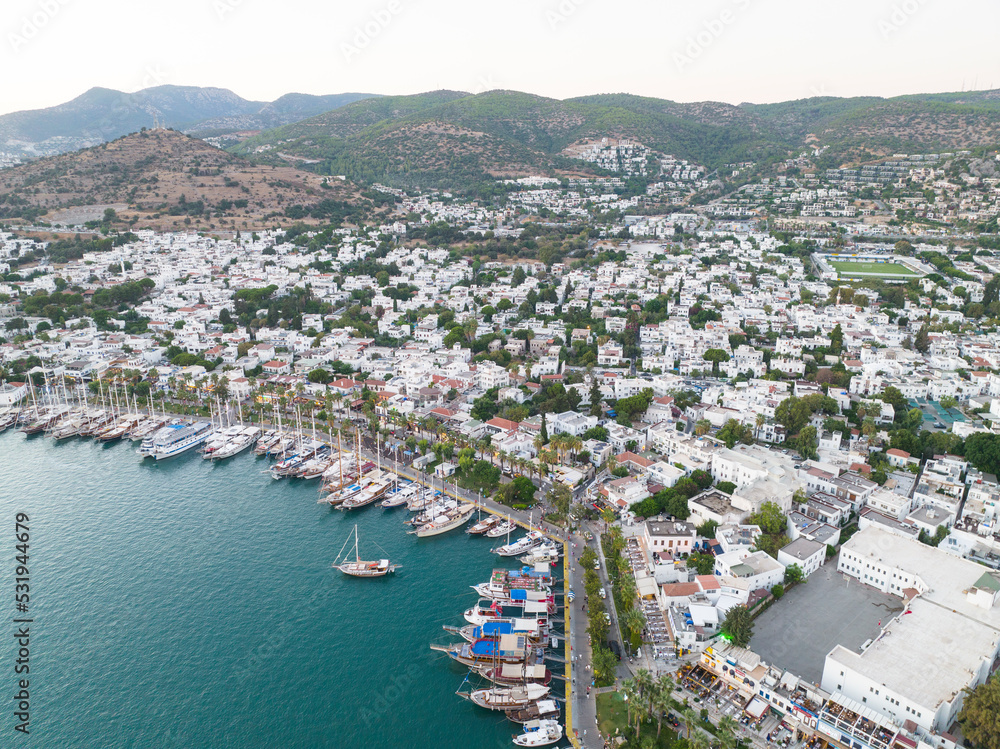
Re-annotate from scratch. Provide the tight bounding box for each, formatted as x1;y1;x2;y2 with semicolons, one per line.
0;399;576;748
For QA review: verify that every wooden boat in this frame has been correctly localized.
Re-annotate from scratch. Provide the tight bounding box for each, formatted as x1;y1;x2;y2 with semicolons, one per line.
477;662;552;688
460;683;550;710
505;698;560;724
467;513;502;535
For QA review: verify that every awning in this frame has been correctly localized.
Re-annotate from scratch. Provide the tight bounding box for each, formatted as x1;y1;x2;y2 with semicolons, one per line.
745;696;768;719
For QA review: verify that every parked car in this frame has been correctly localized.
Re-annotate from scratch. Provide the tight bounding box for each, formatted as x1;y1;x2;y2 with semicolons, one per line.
599;587;606;599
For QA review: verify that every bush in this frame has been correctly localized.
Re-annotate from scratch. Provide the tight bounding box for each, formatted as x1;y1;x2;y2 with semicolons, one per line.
771;584;785;599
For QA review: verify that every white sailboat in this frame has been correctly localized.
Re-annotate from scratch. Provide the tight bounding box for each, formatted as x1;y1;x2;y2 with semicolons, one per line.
332;525;400;578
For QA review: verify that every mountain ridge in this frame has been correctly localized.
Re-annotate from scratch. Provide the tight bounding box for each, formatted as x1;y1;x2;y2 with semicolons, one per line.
229;87;1000;189
0;86;380;160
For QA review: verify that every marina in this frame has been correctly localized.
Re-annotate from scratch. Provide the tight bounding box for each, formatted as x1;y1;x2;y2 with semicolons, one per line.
0;416;568;748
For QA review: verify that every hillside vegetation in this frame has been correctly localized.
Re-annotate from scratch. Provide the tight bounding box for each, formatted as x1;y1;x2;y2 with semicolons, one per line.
232;88;1000;191
0;129;376;231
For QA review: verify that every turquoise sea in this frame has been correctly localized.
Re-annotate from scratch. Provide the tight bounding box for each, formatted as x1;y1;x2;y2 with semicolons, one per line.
0;429;525;748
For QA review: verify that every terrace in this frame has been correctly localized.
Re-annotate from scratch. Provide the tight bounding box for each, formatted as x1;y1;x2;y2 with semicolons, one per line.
821;697;898;749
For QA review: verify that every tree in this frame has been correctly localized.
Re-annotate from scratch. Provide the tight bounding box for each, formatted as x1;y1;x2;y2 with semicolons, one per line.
680;707;699;740
546;483;572;521
748;501;786;536
879;386;908;417
958;676;1000;749
589;382;603;417
696;520;719;539
718;419;753;449
307;368;332;384
797;425;818;460
784;563;804;585
470;392;498;422
498;476;537;507
965;432;1000;474
601;506;617;532
690;469;713;490
721;605;754;647
687;552;715;576
755;412;766;442
624;607;647;645
652;679;674;739
689;731;710;749
718;715;739;749
829;323;844;354
539;412;548;443
592;646;618;686
702;348;731;376
775;395;812;435
914;324;930;354
939;395;959;410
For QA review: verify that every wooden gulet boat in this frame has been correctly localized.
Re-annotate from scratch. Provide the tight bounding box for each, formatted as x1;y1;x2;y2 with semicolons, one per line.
332;525;400;578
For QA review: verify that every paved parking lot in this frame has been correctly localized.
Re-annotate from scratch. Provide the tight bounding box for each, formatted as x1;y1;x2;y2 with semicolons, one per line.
749;556;903;684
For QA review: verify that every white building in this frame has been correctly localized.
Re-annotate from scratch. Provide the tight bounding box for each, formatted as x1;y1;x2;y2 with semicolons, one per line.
776;537;826;578
825;526;1000;738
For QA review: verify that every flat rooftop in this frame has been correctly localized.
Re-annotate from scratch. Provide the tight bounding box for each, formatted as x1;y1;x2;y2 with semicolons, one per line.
827;596;1000;709
845;526;1000;629
750;556;901;685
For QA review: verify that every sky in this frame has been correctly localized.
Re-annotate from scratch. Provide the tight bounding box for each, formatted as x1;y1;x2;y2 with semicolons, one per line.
3;0;1000;115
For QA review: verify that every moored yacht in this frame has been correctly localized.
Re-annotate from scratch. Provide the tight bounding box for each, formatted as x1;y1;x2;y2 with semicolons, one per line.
460;683;550;711
138;421;213;460
493;531;546;557
409;502;476;537
468;514;503;535
511;718;562;746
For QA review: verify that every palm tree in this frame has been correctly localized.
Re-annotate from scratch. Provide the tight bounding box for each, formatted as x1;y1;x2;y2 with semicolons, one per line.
616;554;632;582
567;435;583;462
622;678;639;728
624;606;647;646
634;667;654;709
655;672;674;703
549;433;566;462
689;729;711;749
601;506;617;533
632;696;650;735
652;683;673;739
681;707;699;741
717;715;739;749
755;413;765;442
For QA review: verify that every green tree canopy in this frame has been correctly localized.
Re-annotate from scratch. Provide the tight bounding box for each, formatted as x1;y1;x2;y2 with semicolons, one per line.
964;433;1000;474
749;501;786;536
958;676;1000;749
721;605;754;648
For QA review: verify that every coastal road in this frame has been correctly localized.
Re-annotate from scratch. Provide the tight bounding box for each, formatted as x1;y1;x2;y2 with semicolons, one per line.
567;526;603;749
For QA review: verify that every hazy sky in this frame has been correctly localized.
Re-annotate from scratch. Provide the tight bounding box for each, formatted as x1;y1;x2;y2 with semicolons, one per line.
3;0;999;115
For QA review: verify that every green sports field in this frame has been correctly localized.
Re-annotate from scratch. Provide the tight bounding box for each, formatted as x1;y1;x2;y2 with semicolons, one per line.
828;260;919;276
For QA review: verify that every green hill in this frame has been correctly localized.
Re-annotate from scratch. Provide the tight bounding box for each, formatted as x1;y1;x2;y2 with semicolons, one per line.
229;87;1000;190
